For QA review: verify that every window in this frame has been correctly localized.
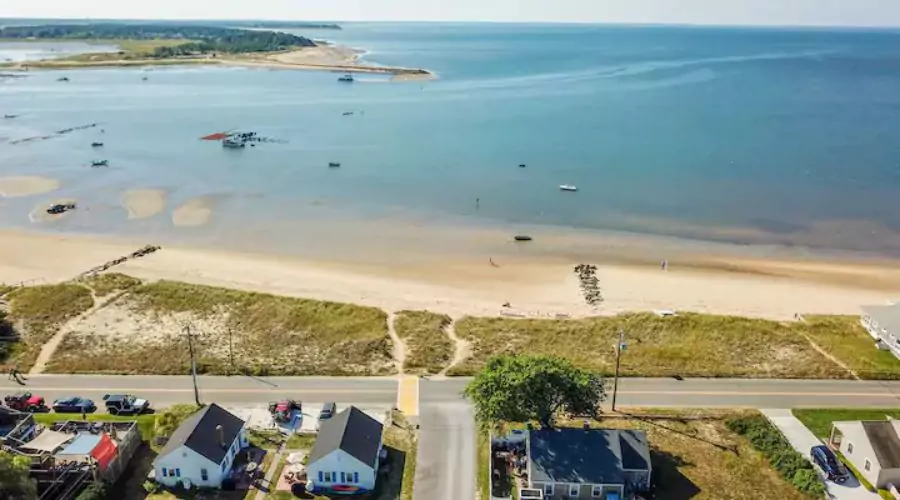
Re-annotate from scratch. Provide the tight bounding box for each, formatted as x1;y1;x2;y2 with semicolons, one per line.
221;460;228;472
848;443;854;454
543;483;554;495
168;469;175;477
592;485;603;497
318;471;323;482
324;472;332;482
162;469;168;477
175;469;181;478
201;469;208;481
341;472;346;483
569;484;579;497
865;459;872;471
354;472;359;483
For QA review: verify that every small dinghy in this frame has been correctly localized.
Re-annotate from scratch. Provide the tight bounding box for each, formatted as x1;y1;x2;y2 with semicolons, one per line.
328;162;341;168
91;142;104;148
559;184;577;192
514;235;533;242
91;160;108;167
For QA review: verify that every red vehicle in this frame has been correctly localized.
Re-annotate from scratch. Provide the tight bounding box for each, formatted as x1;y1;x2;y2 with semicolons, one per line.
268;400;301;423
4;392;47;412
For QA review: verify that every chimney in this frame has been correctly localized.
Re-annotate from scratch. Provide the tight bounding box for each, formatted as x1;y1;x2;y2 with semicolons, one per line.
216;425;225;448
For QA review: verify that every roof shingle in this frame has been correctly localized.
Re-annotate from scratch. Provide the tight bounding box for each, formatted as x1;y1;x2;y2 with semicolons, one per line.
528;428;650;484
157;403;245;465
308;406;383;468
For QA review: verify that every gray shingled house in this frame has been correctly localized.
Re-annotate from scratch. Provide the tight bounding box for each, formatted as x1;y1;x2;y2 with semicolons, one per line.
522;428;651;500
306;406;384;495
831;419;900;489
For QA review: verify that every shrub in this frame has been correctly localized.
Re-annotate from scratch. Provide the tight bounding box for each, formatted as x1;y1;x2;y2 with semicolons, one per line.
726;415;825;498
75;483;107;500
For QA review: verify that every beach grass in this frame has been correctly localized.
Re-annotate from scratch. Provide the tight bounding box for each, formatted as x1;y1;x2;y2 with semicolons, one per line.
393;310;453;374
3;283;94;370
798;315;900;379
84;272;142;298
792;408;900;438
45;278;395;376
449;312;849;379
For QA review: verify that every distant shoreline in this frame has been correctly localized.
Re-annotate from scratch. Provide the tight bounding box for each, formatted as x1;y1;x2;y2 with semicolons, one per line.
0;41;435;79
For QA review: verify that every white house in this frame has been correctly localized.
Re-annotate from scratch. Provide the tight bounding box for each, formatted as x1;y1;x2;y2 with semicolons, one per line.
154;403;248;489
831;419;900;489
306;406;384;495
861;304;900;358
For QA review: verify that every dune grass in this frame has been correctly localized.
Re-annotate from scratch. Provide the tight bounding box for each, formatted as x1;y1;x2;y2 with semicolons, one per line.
84;272;142;298
393;310;453;374
3;283;94;370
450;313;847;379
47;278;395;376
798;315;900;380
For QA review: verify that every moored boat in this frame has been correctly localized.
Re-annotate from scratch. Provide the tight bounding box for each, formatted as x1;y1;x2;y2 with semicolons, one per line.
514;235;533;242
328;162;341;168
91;142;104;147
91;160;108;167
338;74;354;83
559;184;577;192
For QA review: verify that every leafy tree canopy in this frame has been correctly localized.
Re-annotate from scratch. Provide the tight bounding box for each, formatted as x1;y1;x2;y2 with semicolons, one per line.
464;354;606;428
0;450;36;500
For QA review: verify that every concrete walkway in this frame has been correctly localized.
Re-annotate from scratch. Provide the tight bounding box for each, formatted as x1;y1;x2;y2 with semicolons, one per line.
761;409;879;500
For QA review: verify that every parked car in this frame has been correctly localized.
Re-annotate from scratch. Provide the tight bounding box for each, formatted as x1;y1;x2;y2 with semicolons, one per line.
3;392;47;412
319;402;337;421
811;445;849;483
102;394;151;415
51;396;96;414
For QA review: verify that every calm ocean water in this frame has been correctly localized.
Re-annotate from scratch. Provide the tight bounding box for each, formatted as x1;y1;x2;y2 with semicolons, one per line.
3;23;900;258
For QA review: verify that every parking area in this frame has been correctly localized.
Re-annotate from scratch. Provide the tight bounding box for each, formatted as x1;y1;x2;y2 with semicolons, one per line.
761;409;879;500
225;403;390;433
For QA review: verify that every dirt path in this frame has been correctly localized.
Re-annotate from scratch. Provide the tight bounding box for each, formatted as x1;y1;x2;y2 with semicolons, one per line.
386;312;407;375
438;318;471;377
29;290;102;375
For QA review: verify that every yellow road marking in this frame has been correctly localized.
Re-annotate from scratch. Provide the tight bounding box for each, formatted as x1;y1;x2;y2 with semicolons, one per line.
397;376;419;416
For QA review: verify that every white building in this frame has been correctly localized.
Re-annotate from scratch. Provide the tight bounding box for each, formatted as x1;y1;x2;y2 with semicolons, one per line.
831;419;900;490
154;403;248;489
861;304;900;358
306;406;384;495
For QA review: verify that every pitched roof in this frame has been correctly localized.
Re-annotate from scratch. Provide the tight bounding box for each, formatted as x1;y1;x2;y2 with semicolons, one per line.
308;406;383;468
157;403;245;465
862;304;900;336
528;428;650;484
862;421;900;469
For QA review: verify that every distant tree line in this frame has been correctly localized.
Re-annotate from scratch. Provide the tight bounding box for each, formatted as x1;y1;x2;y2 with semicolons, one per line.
0;24;315;55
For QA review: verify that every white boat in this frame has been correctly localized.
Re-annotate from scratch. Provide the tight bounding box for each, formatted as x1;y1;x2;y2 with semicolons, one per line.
559;184;578;192
222;138;246;149
338;74;354;83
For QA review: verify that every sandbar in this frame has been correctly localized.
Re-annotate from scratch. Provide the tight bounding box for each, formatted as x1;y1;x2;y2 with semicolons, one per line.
0;229;898;321
0;176;60;197
172;197;214;227
122;189;166;220
28;198;77;223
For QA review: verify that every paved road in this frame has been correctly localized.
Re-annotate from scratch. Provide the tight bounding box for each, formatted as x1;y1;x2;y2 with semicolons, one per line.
0;375;399;407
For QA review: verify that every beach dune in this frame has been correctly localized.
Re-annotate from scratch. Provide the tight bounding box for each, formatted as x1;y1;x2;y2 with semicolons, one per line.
0;176;59;197
122;189;166;220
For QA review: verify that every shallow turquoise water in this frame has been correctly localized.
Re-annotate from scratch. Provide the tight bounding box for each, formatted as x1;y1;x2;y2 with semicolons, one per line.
2;24;900;256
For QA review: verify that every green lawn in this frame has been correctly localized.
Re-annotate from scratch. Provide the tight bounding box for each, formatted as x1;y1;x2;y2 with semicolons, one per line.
792;408;900;438
799;315;900;380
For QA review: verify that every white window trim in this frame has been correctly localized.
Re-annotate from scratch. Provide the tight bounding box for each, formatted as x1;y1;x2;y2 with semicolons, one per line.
543;483;554;495
591;484;603;497
569;483;579;496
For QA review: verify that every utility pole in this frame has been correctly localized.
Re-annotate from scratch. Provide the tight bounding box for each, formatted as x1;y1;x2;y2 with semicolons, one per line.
185;324;201;406
611;329;626;412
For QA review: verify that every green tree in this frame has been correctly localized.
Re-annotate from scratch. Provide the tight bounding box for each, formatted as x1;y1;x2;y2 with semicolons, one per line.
463;355;605;428
75;482;107;500
0;450;36;500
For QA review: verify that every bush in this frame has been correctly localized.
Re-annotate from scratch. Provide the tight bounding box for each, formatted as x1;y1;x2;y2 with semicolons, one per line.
75;483;107;500
726;415;825;498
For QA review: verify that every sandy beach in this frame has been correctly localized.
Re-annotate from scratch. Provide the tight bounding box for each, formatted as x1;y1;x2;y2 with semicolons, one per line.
122;189;166;219
0;176;60;197
0;229;897;320
171;197;214;227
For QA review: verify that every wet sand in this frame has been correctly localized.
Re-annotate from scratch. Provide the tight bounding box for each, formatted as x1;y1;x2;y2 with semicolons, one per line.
0;229;897;320
172;197;214;227
28;198;77;223
122;189;166;220
0;176;59;197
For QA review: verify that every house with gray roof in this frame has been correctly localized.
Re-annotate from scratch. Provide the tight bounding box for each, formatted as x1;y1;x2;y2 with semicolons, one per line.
153;403;247;489
522;428;651;500
830;418;900;489
307;406;384;495
861;303;900;358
